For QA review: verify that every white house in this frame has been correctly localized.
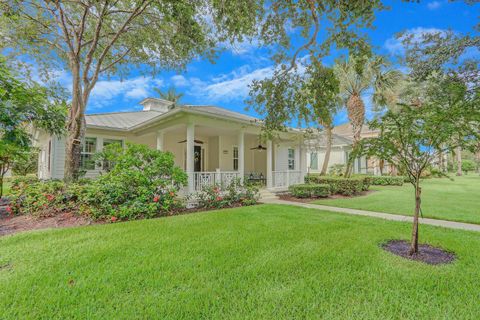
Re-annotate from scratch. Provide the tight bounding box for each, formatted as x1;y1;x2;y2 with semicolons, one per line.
35;98;372;193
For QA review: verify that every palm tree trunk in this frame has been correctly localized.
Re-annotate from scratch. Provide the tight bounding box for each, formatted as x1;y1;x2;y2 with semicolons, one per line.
320;125;333;175
345;93;365;177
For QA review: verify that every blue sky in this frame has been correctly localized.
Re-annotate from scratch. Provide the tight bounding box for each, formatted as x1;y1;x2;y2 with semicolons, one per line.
77;0;477;126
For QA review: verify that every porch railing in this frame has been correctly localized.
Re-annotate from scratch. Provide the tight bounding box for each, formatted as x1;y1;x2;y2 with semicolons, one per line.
190;171;241;192
272;170;302;188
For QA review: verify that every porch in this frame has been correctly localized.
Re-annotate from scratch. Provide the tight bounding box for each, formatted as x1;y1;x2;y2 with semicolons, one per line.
144;119;305;193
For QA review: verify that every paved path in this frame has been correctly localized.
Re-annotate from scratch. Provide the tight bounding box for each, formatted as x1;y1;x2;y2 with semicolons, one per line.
263;199;480;232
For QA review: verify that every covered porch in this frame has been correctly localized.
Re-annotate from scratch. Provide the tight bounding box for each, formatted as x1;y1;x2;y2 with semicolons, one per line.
133;114;305;193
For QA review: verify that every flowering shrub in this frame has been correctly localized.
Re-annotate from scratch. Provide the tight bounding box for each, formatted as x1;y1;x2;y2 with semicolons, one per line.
79;143;187;220
9;179;78;217
196;178;259;209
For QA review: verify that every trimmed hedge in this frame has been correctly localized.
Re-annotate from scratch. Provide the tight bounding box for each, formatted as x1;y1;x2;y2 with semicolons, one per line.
368;176;405;186
288;184;330;198
305;175;367;196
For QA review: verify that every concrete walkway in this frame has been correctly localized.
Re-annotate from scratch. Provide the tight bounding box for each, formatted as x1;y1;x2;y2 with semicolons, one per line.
263;199;480;232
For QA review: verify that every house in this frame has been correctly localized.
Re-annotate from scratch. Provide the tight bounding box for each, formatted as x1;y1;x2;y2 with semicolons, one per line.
34;98;376;193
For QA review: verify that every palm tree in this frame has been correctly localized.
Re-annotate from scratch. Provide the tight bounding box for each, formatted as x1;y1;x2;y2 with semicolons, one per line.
334;55;401;176
154;86;184;107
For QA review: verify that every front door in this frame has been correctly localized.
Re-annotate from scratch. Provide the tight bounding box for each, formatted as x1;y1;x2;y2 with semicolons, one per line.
194;145;202;172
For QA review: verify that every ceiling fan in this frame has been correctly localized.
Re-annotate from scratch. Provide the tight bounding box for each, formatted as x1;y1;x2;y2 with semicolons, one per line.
178;139;204;144
250;144;267;151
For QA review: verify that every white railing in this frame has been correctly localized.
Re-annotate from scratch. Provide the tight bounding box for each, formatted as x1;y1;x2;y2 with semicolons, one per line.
190;171;241;192
272;170;302;188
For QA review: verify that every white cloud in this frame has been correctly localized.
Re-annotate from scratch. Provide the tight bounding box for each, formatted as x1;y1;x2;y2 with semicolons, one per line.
179;65;274;103
384;27;446;56
427;1;442;10
170;75;189;87
88;77;163;110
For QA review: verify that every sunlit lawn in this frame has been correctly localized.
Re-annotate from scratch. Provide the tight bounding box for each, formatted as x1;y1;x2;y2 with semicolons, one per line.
1;204;480;319
313;175;480;224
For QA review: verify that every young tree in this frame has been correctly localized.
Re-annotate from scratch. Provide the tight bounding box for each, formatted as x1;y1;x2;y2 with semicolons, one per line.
0;56;66;196
12;149;38;176
362;74;479;255
0;0;260;181
334;55;401;176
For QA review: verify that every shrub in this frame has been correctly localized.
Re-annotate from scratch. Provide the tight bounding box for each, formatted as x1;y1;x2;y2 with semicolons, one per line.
462;160;476;174
368;176;405;186
9;179;78;217
328;164;345;176
289;184;330;198
80;143;187;220
196;178;259;209
305;175;366;196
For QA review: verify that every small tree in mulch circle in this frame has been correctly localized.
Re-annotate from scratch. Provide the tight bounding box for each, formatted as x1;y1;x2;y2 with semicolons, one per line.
361;74;479;256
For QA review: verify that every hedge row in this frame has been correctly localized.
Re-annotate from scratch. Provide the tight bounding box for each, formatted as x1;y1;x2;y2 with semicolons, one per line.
288;184;330;198
367;176;405;186
304;175;367;196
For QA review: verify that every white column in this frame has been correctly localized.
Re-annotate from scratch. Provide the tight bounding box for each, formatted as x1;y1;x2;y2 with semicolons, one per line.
156;130;164;151
186;122;195;193
266;140;273;189
237;130;245;182
298;141;306;183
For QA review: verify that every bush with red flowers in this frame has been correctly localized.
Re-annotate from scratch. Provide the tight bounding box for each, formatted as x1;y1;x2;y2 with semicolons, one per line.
79;143;187;220
195;178;259;209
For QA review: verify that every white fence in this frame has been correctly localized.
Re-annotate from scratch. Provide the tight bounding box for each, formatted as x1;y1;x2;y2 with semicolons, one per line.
190;171;240;192
271;170;303;188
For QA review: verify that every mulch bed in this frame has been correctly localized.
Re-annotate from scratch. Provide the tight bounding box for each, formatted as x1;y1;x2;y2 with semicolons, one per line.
0;212;96;237
277;190;376;203
382;239;456;265
0;197;257;237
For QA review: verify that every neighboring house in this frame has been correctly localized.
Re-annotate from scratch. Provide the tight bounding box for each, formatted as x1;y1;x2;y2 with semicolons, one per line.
304;132;370;174
331;122;393;175
34;98;307;192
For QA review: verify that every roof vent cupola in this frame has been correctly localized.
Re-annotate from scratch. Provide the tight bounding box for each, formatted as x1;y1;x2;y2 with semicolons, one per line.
139;98;174;113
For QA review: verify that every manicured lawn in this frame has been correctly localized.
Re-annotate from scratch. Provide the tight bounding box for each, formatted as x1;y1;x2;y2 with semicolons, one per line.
313;175;480;224
1;204;480;318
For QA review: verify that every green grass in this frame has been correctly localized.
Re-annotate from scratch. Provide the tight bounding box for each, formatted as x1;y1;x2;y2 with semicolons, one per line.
313;175;480;224
2;180;11;196
1;204;480;319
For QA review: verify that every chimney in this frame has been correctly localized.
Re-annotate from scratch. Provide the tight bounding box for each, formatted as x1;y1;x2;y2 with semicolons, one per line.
139;98;174;113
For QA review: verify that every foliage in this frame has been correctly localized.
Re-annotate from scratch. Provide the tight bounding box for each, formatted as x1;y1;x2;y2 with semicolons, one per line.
0;1;261;181
462;159;476;174
196;179;259;209
328;164;346;176
289;184;330;198
80;143;187;220
0;56;66;196
93;142;124;172
155;86;184;107
305;175;367;196
368;176;405;186
9;179;77;217
333;54;402;176
361;72;480;254
12;149;38;176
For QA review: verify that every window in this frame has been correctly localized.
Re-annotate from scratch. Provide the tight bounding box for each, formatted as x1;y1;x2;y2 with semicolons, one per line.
233;146;239;171
310;152;318;170
80;137;97;170
102;139;123;171
288;148;295;170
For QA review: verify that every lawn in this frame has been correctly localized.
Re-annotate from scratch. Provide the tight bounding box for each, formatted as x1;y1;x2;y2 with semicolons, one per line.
313;175;480;224
1;204;480;319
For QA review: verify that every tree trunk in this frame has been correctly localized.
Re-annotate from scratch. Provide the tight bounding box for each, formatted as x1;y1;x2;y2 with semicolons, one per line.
64;64;87;182
456;146;462;176
320;125;333;175
409;180;421;255
345;93;365;177
0;175;3;198
379;159;384;175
